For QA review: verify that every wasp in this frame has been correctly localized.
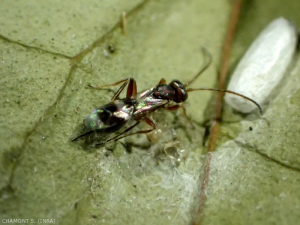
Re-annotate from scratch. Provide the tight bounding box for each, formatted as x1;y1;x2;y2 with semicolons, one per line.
72;49;262;146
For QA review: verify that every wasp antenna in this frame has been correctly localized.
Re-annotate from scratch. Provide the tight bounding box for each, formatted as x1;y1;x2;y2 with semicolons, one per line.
184;47;212;87
187;88;263;115
72;130;94;141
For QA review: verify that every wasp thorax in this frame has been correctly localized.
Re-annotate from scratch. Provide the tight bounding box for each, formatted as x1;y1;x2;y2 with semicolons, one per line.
153;84;176;100
169;80;188;103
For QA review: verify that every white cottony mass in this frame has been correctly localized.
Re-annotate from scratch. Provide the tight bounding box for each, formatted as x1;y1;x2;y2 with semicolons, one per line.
224;17;298;113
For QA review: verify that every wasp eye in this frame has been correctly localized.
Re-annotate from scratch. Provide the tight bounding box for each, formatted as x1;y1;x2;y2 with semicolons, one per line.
169;80;188;103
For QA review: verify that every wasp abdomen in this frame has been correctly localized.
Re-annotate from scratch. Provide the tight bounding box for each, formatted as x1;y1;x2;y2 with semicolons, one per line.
84;100;134;133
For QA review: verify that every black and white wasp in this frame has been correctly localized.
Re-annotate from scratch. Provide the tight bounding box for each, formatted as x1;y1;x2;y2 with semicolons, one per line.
72;49;262;146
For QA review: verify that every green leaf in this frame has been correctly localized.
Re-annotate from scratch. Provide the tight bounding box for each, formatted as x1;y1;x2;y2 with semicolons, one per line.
1;0;300;225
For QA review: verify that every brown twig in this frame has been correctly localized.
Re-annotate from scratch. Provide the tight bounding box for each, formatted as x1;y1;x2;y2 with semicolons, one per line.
191;0;244;224
70;0;149;65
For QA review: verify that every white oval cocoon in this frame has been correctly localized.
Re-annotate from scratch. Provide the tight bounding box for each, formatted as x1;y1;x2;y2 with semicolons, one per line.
224;17;297;113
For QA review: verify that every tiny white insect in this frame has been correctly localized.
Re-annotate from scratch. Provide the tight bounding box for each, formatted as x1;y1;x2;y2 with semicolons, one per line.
224;17;298;113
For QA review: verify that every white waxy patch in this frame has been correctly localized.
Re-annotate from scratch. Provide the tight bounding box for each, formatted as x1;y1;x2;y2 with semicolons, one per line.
224;17;298;113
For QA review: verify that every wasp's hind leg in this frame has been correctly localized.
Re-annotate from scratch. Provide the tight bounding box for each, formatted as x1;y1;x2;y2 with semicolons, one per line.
71;130;94;141
115;117;156;142
96;117;156;146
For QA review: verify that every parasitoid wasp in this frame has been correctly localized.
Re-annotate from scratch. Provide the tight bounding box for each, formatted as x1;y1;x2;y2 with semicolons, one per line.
72;48;262;146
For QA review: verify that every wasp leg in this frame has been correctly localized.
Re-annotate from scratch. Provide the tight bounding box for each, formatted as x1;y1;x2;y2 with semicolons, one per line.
126;78;137;99
71;130;94;141
88;78;129;89
88;77;138;101
96;121;140;146
165;105;194;127
111;78;137;101
97;117;156;146
115;117;156;141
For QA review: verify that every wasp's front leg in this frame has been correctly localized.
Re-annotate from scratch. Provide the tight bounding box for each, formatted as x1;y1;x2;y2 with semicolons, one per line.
164;104;194;127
